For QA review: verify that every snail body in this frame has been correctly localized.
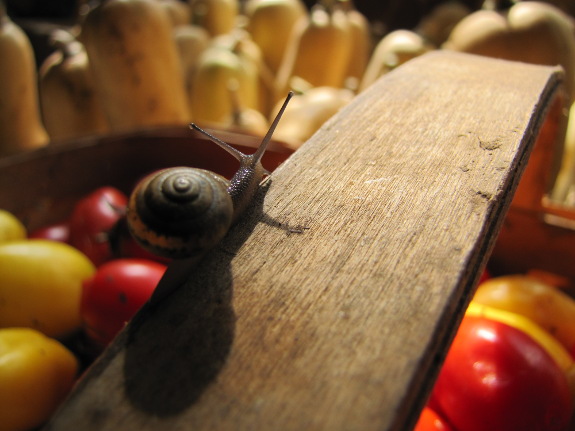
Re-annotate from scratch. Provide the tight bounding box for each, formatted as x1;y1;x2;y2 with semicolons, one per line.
127;92;293;259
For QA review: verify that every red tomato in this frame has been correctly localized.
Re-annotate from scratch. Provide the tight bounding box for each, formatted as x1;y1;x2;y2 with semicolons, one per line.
28;221;70;243
478;268;490;285
414;407;455;431
80;258;167;347
68;187;128;266
432;315;572;431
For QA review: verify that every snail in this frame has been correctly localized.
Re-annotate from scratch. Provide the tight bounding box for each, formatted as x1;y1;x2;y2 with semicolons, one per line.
126;91;294;259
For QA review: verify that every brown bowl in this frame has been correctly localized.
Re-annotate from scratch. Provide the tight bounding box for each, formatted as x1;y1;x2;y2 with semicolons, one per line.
0;126;293;231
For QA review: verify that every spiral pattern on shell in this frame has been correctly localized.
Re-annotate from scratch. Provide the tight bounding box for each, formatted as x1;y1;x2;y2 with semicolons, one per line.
126;167;234;259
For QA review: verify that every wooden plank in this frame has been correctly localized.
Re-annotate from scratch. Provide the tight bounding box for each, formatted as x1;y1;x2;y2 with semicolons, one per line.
45;51;564;431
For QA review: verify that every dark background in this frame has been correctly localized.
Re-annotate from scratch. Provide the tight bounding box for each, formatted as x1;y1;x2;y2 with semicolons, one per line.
5;0;485;28
5;0;574;70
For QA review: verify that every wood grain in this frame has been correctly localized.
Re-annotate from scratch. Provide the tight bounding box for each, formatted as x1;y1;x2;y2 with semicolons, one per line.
44;51;564;431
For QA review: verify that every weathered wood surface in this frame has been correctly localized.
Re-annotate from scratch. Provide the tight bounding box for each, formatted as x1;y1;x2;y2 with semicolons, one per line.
45;51;565;431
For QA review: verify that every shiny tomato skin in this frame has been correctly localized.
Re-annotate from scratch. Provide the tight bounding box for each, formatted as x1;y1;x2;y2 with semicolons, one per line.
432;315;573;431
29;221;70;243
80;258;167;347
68;187;128;266
414;407;455;431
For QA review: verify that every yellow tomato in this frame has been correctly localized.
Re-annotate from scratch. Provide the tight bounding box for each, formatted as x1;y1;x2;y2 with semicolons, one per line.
466;302;574;373
0;209;26;243
466;301;575;402
473;275;575;355
0;328;78;431
0;240;96;338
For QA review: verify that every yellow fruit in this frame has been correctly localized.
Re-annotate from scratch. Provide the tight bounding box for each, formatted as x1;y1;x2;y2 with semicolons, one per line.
245;0;306;75
338;0;372;85
443;2;575;101
173;24;210;112
0;240;96;338
275;4;353;99
190;37;261;125
80;0;190;132
0;5;48;156
222;29;273;116
221;78;269;135
158;0;192;27
473;275;575;355
360;29;432;92
190;0;238;36
39;30;109;142
0;328;78;431
415;1;471;46
269;86;354;149
466;301;574;373
0;209;26;243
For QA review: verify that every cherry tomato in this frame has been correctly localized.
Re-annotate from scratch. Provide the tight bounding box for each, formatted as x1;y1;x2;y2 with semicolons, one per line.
29;221;70;243
80;258;167;347
432;315;573;431
414;407;455;431
68;187;128;266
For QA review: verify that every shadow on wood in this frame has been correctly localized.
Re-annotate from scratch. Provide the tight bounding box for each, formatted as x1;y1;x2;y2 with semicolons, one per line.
122;258;236;417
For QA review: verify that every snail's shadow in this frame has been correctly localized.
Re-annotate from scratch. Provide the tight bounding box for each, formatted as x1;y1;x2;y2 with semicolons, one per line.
122;180;278;417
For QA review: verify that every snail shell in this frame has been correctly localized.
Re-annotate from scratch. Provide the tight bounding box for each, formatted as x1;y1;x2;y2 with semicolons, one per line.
126;91;294;261
127;167;233;259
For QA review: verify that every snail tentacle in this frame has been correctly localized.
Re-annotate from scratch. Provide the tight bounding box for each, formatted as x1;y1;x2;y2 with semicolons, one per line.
252;90;293;163
189;123;244;162
190;91;294;219
127;92;294;260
